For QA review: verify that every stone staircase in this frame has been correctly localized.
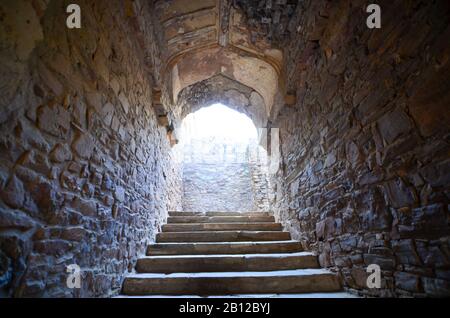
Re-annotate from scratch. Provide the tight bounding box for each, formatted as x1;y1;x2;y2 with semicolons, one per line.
121;211;345;297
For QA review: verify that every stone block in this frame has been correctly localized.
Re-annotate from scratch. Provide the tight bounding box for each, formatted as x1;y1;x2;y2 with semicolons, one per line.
420;161;450;188
363;254;396;270
102;102;115;126
407;204;449;239
85;92;103;114
60;227;89;241
0;208;35;231
72;133;95;159
383;178;416;208
339;235;358;252
349;267;369;289
114;186;126;202
118;92;130;114
16;119;50;153
392;239;422;266
20;173;60;220
376;109;412;145
361;208;392;232
37;61;63;96
1;175;25;209
71;197;97;217
50;143;72;163
37;104;71;138
34;239;72;257
422;277;450;297
394;271;421;292
315;216;337;240
416;241;448;267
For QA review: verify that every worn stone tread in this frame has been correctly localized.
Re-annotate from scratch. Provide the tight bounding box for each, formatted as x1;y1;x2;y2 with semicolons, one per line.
156;230;291;242
136;252;319;273
167;216;275;223
122;269;341;295
162;222;282;232
168;211;272;217
147;240;303;255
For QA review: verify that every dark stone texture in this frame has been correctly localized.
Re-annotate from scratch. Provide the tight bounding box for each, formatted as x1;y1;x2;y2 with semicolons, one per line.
394;272;421;293
270;0;450;298
0;0;181;298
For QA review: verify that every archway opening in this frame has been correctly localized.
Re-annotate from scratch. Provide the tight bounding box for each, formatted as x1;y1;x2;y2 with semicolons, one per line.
174;104;269;212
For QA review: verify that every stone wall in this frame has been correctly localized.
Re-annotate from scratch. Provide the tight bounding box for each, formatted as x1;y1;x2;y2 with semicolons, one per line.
269;0;450;297
0;0;181;297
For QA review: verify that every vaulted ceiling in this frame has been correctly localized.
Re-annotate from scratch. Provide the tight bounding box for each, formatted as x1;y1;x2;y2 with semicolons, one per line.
153;0;287;118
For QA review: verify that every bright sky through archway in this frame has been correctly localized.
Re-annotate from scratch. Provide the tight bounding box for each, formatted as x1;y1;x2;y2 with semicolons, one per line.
182;104;257;142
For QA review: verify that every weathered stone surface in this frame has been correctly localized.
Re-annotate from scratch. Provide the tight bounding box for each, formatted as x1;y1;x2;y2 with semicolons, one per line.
147;241;303;256
118;92;130;114
422;277;450;297
361;208;392;232
123;269;341;295
363;254;396;270
0;208;35;231
49;144;72;163
34;240;72;257
1;176;25;209
113;186;125;203
37;104;70;138
269;0;450;298
136;252;318;273
419;161;450;188
72;134;95;159
60;227;89;241
0;250;13;289
397;204;450;239
349;267;368;289
156;230;291;243
376;109;412;145
416;241;448;267
392;239;422;266
383;178;416;209
16;120;51;153
408;63;450;137
86;92;103;114
394;272;421;293
0;0;182;298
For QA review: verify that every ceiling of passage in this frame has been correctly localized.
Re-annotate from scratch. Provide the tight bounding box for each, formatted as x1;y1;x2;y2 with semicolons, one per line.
154;0;285;116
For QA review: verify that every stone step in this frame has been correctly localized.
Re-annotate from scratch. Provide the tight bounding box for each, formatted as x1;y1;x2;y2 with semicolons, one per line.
136;252;319;273
162;222;282;232
156;231;291;243
147;240;303;256
169;211;272;217
122;269;341;295
167;216;275;223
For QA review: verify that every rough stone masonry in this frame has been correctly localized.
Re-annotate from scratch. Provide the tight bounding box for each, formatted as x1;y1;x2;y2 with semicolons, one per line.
0;0;182;297
269;0;450;297
0;0;449;298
